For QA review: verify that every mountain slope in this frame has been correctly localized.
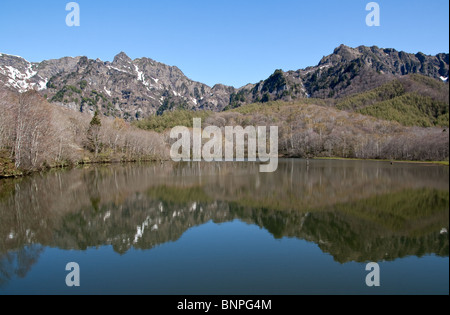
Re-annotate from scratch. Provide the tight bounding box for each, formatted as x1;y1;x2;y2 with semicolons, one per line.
336;74;449;127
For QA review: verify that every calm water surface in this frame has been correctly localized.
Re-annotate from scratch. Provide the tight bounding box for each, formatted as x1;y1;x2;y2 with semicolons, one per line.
0;159;448;295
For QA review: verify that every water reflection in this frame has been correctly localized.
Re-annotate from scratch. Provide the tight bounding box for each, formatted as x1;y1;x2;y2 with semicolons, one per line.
0;160;448;283
0;245;43;287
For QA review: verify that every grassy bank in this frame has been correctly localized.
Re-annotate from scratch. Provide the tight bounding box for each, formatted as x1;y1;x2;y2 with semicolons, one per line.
0;151;23;178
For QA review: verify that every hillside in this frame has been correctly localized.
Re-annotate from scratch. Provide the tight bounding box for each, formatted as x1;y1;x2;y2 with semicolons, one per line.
335;74;449;127
136;100;449;161
0;87;167;177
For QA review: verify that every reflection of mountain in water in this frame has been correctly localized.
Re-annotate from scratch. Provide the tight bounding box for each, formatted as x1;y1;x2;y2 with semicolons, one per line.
54;191;233;255
229;188;449;263
0;160;448;280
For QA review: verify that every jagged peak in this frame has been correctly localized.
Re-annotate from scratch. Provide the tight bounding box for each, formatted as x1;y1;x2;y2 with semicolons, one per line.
334;44;353;53
334;44;361;60
212;83;233;91
113;52;133;65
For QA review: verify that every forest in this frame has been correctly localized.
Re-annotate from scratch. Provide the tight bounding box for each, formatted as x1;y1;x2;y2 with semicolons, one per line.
138;101;449;162
0;90;166;177
1;84;449;178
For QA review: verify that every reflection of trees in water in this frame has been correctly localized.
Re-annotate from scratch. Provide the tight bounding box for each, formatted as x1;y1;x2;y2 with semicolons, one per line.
0;245;43;287
0;161;448;267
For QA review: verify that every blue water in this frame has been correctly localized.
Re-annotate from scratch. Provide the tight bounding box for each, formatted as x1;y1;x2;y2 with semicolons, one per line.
2;220;448;295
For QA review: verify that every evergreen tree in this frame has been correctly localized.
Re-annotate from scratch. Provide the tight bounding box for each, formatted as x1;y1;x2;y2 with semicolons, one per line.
261;93;271;103
87;111;102;158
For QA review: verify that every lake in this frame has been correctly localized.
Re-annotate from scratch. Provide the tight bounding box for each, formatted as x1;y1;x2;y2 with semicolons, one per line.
0;159;448;295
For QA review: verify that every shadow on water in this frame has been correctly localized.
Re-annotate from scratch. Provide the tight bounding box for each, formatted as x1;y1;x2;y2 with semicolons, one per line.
0;160;448;284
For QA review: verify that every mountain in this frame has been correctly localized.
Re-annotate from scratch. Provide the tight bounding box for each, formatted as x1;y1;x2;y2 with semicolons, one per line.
1;45;448;120
227;45;449;108
0;52;236;119
304;45;448;98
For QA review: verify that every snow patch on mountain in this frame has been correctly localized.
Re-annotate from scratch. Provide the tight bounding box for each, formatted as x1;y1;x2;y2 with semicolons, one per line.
0;63;38;92
37;78;48;91
104;87;111;96
107;65;129;74
134;64;150;88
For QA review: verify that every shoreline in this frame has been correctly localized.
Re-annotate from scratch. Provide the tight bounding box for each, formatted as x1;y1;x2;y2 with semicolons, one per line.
0;157;166;179
312;157;449;166
1;156;448;179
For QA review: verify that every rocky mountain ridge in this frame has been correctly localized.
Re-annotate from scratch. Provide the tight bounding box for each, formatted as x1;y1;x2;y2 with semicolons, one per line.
1;45;448;120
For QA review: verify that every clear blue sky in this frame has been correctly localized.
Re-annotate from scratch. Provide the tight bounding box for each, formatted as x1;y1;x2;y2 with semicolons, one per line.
0;0;448;87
